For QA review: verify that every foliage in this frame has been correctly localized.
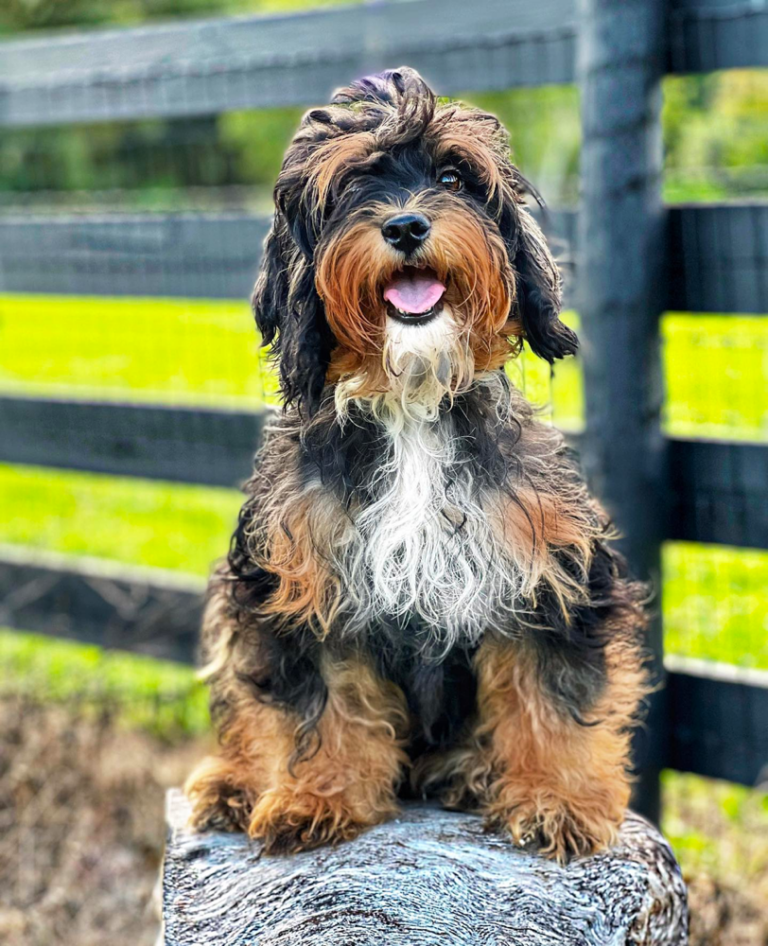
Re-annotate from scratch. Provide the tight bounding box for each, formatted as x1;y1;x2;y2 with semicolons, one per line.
0;0;357;33
3;71;767;206
664;71;768;201
462;87;581;205
2;0;767;208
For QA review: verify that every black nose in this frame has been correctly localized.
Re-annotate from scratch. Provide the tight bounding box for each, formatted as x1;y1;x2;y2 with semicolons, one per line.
381;213;431;255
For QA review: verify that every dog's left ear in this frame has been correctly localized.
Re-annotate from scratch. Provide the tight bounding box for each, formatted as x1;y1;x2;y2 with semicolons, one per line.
506;201;578;363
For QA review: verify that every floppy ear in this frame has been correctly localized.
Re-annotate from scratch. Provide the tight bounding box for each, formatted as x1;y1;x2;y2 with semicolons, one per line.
252;214;290;348
510;205;578;363
252;213;334;415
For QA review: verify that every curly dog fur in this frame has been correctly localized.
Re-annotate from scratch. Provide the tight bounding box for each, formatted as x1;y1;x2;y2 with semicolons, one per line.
186;67;649;862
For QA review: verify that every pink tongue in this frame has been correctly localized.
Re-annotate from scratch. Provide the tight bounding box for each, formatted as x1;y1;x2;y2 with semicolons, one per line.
384;272;446;314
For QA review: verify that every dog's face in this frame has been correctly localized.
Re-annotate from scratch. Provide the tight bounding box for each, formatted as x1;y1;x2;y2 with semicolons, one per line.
253;67;577;415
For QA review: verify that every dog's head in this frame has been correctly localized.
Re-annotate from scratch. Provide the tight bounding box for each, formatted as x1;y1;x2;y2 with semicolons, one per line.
253;67;577;416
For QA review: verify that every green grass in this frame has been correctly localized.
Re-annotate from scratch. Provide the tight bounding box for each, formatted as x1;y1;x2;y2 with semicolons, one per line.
3;295;768;439
664;313;768;441
0;294;279;407
664;543;768;669
0;462;241;574
0;627;209;738
661;770;768;896
506;312;584;431
0;293;578;422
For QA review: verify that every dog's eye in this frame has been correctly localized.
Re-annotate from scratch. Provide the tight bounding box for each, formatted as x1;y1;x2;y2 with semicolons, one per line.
438;169;462;192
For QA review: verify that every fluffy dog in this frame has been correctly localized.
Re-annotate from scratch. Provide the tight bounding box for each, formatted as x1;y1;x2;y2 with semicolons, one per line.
186;67;648;861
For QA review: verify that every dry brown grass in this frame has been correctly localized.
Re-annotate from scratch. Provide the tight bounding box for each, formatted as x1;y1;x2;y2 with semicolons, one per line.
664;772;768;946
687;876;767;946
0;696;205;946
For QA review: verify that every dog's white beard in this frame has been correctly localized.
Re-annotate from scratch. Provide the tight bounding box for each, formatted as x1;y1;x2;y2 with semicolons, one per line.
334;307;473;423
381;307;472;421
334;367;527;652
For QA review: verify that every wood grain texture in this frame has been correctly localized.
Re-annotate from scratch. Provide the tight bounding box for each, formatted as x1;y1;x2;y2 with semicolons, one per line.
161;790;688;945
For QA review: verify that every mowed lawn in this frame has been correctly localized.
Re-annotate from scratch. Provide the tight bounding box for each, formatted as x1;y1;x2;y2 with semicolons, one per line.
1;293;768;670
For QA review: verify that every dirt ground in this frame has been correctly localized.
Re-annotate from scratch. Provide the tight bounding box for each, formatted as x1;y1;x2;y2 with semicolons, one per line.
0;696;765;945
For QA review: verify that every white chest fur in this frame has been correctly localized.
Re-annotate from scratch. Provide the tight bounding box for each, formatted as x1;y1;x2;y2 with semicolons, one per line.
334;408;525;649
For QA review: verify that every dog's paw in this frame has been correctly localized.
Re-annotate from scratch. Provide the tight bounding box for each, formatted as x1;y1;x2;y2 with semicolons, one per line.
485;793;621;863
185;757;256;834
191;785;254;833
248;788;375;854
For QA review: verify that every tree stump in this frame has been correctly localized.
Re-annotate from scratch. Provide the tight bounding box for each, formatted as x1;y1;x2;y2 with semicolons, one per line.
161;789;688;945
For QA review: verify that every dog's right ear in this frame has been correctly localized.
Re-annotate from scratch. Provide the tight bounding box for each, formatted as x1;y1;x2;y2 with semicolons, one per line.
252;214;290;349
252;214;334;416
511;207;578;364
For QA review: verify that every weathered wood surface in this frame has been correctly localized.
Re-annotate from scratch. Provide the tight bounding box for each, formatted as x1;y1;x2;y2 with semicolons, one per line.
161;790;688;945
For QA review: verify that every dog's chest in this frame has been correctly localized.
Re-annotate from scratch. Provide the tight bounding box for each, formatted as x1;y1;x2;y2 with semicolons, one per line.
335;414;521;645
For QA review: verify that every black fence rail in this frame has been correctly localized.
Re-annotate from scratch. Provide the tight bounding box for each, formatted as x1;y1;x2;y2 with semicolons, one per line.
1;0;767;819
2;204;768;312
1;401;766;549
3;544;766;789
1;0;766;127
0;0;577;126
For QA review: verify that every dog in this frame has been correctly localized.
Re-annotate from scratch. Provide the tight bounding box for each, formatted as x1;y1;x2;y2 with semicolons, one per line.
185;67;648;862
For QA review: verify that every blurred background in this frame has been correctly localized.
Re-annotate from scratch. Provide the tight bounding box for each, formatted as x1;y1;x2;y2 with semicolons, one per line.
0;1;766;944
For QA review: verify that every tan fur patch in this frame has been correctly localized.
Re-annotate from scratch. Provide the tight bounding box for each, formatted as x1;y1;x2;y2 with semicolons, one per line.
428;634;648;862
234;456;347;636
493;487;598;616
316;210;396;357
311;132;377;209
258;490;345;637
187;654;409;852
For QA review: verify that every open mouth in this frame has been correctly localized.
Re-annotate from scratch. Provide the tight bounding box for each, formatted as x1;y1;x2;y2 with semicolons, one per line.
383;266;446;324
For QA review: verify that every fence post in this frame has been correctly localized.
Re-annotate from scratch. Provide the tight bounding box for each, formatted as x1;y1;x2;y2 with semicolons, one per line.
577;0;668;822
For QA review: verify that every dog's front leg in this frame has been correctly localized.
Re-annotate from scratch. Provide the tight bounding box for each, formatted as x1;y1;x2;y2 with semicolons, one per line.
247;654;408;852
188;648;408;853
473;636;644;863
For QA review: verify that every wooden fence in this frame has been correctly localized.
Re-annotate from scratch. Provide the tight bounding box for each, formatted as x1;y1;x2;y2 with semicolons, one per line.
1;0;767;820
